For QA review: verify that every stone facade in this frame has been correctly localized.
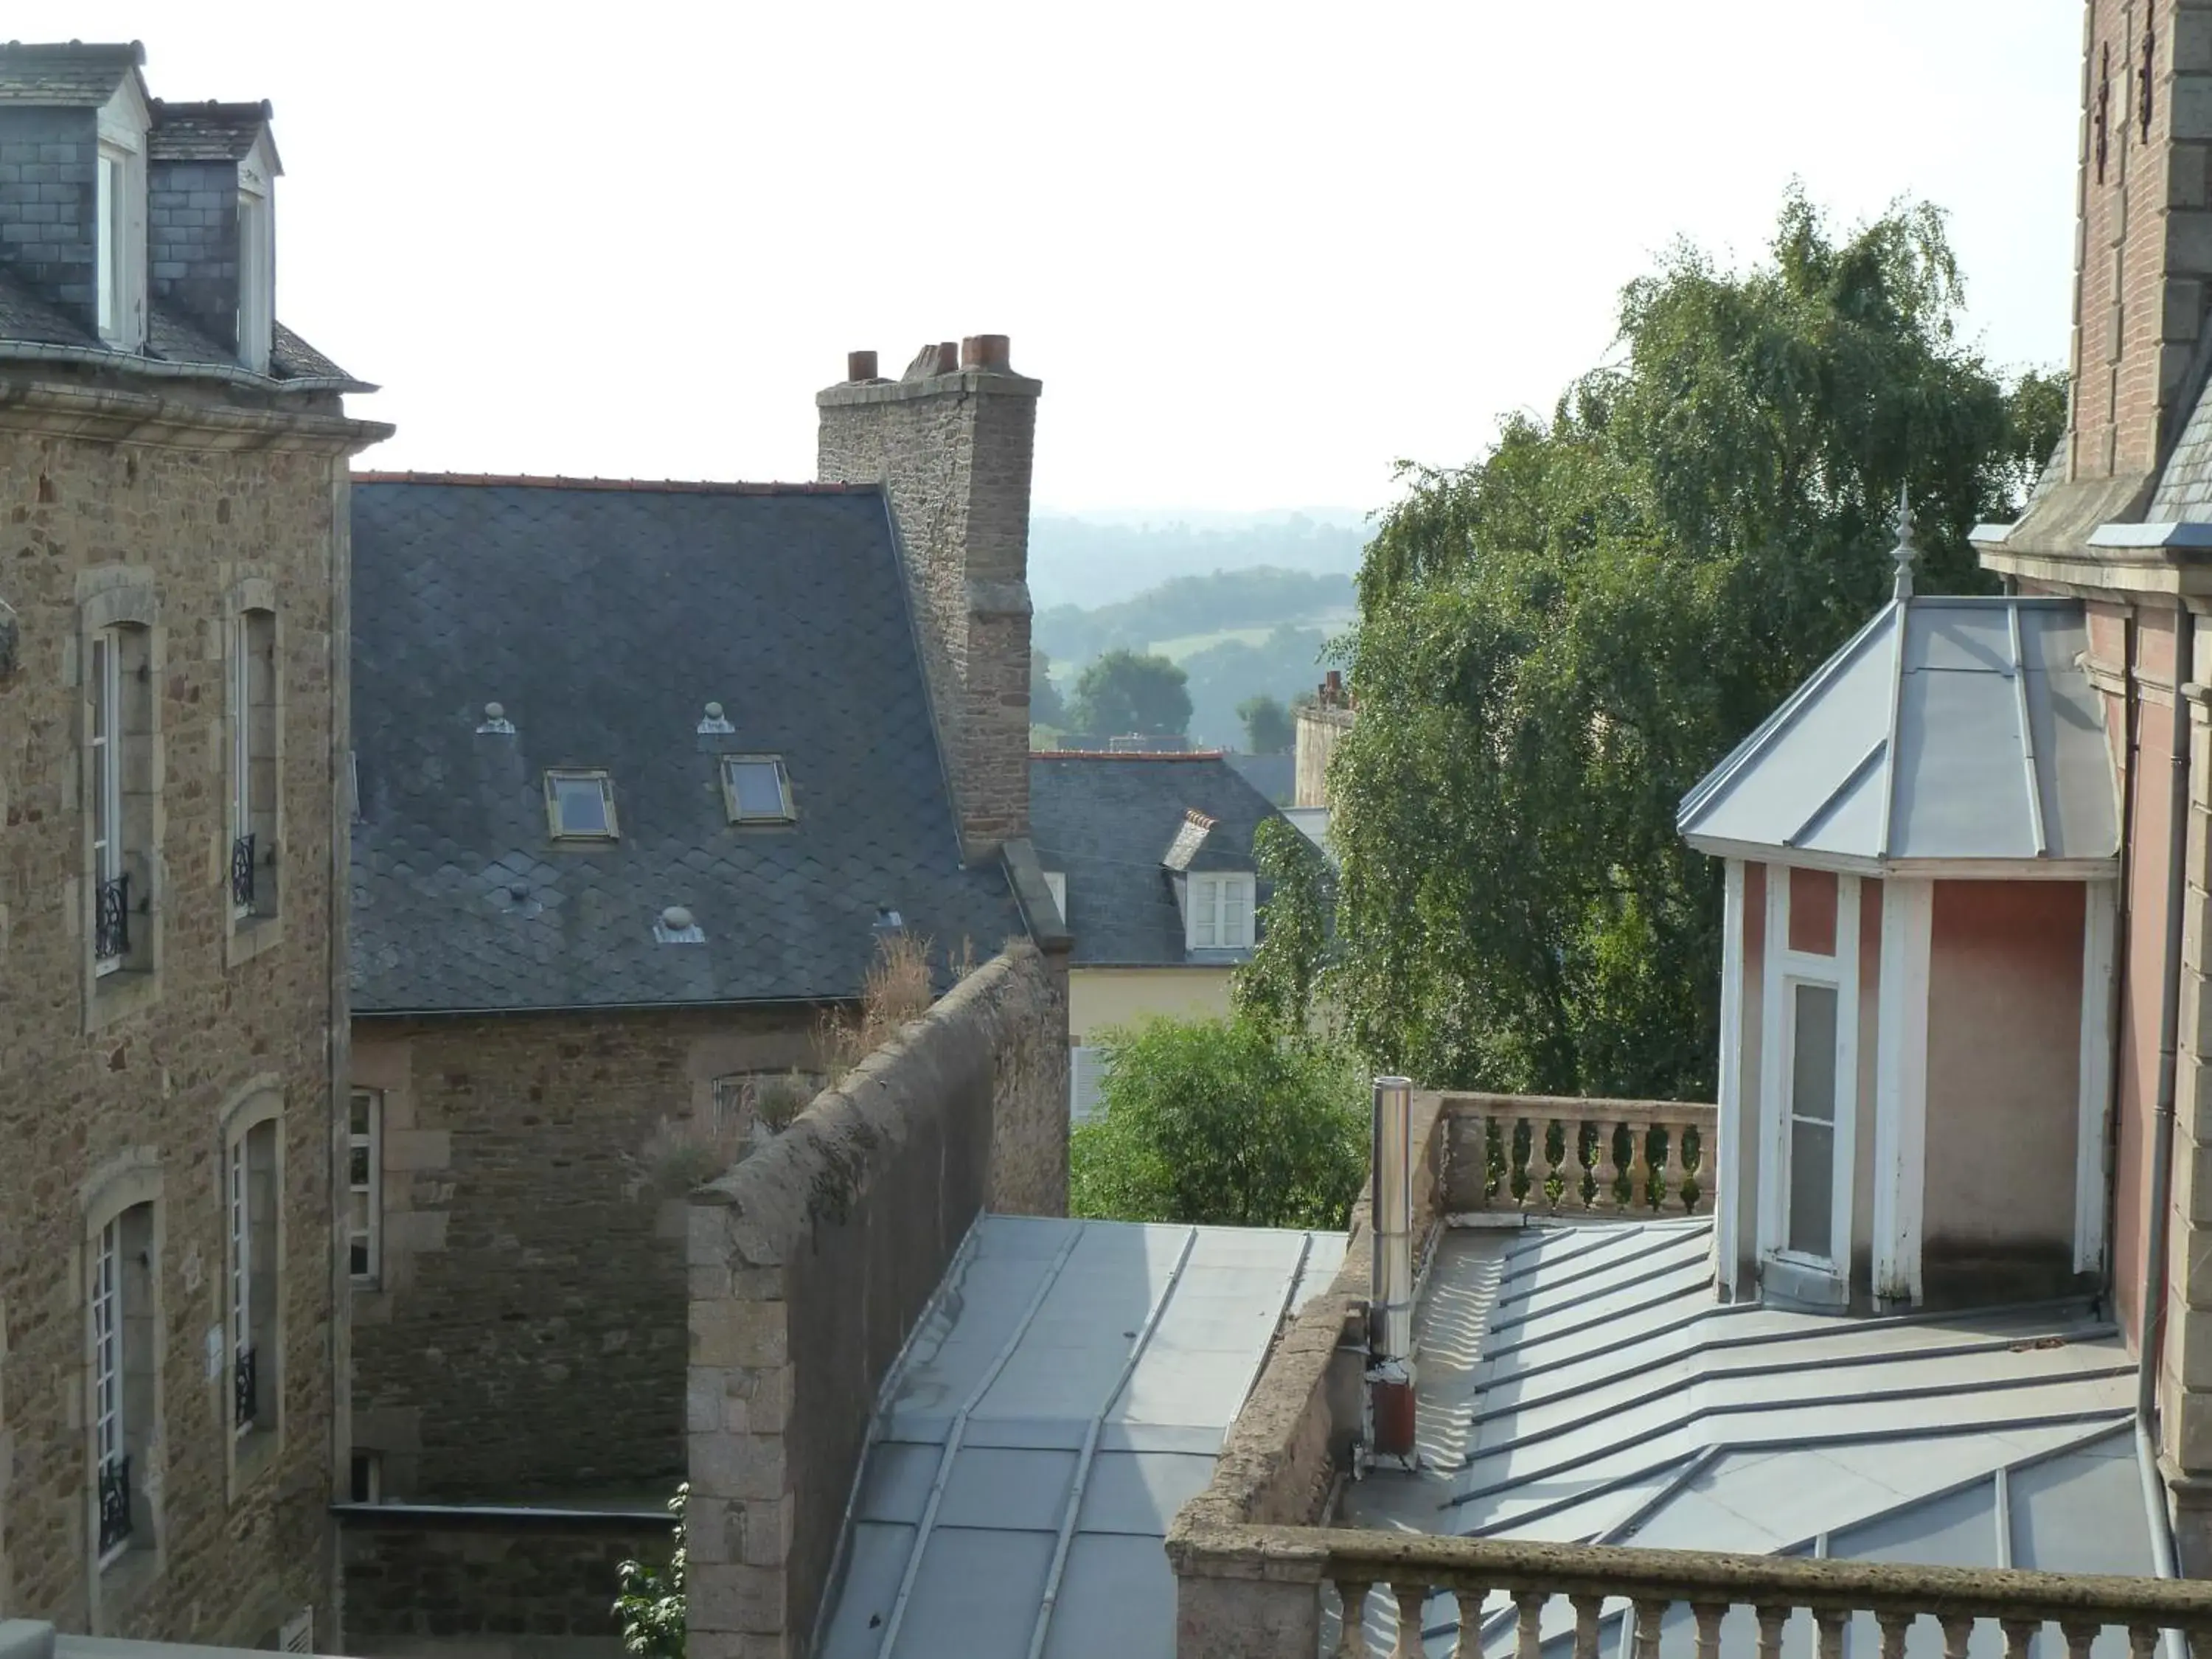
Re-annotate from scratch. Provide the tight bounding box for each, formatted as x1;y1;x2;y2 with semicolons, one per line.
0;379;386;1644
816;338;1042;865
1292;674;1353;810
685;944;1068;1659
347;1005;824;1503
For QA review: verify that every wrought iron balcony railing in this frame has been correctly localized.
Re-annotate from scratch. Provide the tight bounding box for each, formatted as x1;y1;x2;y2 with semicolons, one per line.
96;1453;131;1557
234;1343;257;1430
94;872;130;962
230;832;256;914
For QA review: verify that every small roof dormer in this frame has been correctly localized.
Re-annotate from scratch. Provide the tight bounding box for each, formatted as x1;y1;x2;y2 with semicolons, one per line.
0;41;152;350
149;99;281;372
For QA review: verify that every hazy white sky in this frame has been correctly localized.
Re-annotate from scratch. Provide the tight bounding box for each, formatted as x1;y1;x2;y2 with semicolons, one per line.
19;1;2084;515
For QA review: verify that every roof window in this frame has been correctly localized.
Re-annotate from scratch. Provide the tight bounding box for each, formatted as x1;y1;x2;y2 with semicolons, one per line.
721;755;793;823
545;770;618;841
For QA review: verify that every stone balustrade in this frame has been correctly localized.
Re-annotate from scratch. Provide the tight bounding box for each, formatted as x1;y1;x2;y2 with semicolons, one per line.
1169;1525;2212;1658
1433;1091;1716;1217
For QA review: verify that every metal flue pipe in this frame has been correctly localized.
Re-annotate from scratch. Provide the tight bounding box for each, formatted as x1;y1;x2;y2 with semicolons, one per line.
1368;1075;1418;1464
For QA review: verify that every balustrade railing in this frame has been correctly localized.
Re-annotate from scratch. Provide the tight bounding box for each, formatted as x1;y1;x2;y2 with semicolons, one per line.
234;1343;257;1430
94;872;130;963
231;832;257;914
96;1453;131;1557
1312;1530;2212;1659
1434;1093;1717;1217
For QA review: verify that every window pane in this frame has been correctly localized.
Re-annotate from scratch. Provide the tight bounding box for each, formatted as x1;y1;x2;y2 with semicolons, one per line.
554;777;609;835
728;759;786;818
1224;877;1251;947
348;1144;370;1188
1789;984;1838;1124
349;1238;369;1278
1788;1121;1835;1257
349;1093;371;1136
97;156;119;333
1193;878;1218;947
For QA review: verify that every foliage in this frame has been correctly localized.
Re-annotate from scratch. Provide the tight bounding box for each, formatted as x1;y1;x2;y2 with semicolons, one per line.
1068;1015;1366;1229
613;1484;686;1659
1236;692;1296;755
1065;648;1193;738
1031;648;1068;731
815;931;939;1085
1329;191;2067;1099
1232;819;1335;1037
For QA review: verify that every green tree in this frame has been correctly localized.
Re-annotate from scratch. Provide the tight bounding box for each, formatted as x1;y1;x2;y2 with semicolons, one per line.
1031;647;1068;731
1069;1015;1366;1228
1330;191;2066;1099
1233;818;1335;1037
613;1484;686;1659
1236;693;1295;755
1065;648;1192;738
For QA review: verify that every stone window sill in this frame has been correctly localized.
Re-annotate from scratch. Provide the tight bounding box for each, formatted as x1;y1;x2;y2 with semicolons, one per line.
86;967;161;1034
226;911;285;970
230;1422;282;1501
97;1535;161;1610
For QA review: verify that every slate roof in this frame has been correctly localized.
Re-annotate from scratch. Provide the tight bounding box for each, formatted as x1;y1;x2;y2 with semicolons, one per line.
1029;754;1283;968
1340;1222;2158;1658
148;98;274;162
0;41;144;105
1677;596;2118;871
349;476;1028;1015
816;1215;1346;1659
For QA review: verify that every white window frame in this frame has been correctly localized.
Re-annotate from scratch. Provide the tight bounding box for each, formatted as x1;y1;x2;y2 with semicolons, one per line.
1756;866;1860;1302
348;1090;382;1284
1042;871;1067;923
235;179;272;372
1186;872;1256;951
720;754;794;824
229;1135;253;1436
545;769;619;841
91;1217;125;1565
95;145;126;342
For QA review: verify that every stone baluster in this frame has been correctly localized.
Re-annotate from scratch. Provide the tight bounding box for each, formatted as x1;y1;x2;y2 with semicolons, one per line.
1335;1579;1371;1659
1391;1583;1427;1659
1941;1614;1975;1659
1630;1599;1667;1659
1755;1605;1790;1659
1571;1594;1607;1659
1877;1610;1916;1659
1514;1589;1548;1659
2060;1625;2100;1659
1628;1121;1654;1211
1813;1610;1848;1659
2125;1627;2157;1659
2001;1619;2042;1659
1450;1588;1489;1659
1692;1602;1728;1659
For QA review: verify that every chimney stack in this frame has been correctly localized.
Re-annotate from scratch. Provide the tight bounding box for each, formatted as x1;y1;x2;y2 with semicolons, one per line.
846;349;878;383
817;335;1043;864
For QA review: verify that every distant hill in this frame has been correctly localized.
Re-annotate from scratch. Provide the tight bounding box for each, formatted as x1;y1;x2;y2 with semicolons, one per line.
1028;512;1368;611
1034;567;1356;667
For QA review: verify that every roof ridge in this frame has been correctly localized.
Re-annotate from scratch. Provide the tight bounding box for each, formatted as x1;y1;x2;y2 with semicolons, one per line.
349;471;879;495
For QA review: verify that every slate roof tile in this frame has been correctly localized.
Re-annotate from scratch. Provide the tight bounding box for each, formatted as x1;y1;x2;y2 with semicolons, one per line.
350;477;1026;1013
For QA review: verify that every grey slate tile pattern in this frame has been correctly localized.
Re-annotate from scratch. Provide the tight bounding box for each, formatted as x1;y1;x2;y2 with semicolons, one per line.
1029;754;1282;968
148;100;270;161
0;265;91;345
2153;381;2212;518
0;42;139;105
349;479;1027;1013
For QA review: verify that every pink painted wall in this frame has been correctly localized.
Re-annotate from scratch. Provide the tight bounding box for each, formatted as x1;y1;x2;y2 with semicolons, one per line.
1921;881;2087;1304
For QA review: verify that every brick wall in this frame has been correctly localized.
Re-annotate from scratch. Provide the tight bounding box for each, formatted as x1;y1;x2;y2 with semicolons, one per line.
2070;0;2212;484
816;342;1041;865
338;1509;674;1659
684;942;1068;1659
0;379;386;1644
348;1004;826;1503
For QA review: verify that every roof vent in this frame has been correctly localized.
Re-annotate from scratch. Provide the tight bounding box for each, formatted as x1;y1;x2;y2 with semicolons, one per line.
477;701;515;735
698;700;735;735
873;905;904;935
655;905;705;944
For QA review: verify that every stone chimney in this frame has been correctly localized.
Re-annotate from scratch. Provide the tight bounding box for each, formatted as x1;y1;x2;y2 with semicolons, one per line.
818;335;1042;864
2069;0;2212;489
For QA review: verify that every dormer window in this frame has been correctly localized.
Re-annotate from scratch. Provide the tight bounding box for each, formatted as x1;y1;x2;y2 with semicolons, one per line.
93;74;148;350
235;177;271;372
545;770;619;841
1043;871;1067;922
1187;872;1255;951
721;756;794;824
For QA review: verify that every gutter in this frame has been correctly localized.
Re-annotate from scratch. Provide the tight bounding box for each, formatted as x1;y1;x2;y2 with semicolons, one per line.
0;335;373;394
2140;606;2194;1637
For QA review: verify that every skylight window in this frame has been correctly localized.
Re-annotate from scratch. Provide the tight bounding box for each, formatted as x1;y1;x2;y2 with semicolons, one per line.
721;756;793;824
546;770;619;841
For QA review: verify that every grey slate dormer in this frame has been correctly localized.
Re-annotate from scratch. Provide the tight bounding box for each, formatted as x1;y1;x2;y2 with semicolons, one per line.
148;100;278;372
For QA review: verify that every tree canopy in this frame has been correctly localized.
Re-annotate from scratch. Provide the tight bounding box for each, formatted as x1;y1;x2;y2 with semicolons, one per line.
1237;692;1295;754
1065;648;1193;738
1031;648;1068;731
1069;1015;1366;1229
1319;192;2065;1099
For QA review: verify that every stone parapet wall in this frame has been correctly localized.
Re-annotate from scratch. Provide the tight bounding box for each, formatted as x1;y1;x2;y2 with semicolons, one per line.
684;943;1067;1659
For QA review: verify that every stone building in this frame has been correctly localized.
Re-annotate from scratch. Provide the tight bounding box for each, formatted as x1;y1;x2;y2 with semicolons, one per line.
344;339;1068;1517
0;41;387;1648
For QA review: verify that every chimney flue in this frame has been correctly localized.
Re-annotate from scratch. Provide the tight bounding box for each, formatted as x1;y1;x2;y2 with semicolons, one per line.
936;341;959;375
846;349;877;383
1367;1075;1418;1467
961;334;1012;372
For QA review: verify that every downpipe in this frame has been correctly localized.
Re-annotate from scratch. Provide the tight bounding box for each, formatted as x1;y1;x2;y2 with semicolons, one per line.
1366;1075;1419;1471
2140;610;2192;1632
